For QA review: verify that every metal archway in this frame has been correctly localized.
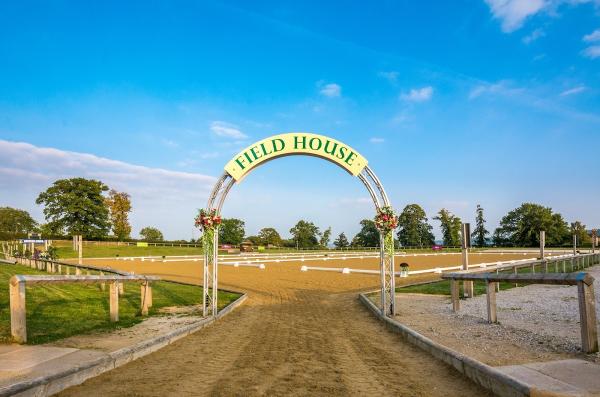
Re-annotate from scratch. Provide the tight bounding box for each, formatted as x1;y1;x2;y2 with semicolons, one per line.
202;135;396;318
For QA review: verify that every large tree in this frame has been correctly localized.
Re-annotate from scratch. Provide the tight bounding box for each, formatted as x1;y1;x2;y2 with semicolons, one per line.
571;221;591;245
219;218;245;245
140;226;164;242
35;178;110;238
0;207;37;236
493;203;569;247
471;204;489;247
333;232;349;248
258;227;282;246
320;227;332;247
289;220;320;248
352;219;380;247
397;204;435;247
434;209;462;247
105;190;132;240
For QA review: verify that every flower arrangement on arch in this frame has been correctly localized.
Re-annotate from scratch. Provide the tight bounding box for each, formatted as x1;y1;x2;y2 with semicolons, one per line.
195;209;222;231
374;206;398;233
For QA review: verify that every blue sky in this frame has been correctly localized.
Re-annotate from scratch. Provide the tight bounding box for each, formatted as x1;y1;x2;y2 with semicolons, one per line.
1;0;599;241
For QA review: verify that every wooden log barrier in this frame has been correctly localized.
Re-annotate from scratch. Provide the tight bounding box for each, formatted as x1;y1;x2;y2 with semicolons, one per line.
443;271;598;353
8;274;159;343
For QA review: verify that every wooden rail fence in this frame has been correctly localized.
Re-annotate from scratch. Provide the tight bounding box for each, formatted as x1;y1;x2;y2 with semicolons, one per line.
442;272;599;353
9;274;159;343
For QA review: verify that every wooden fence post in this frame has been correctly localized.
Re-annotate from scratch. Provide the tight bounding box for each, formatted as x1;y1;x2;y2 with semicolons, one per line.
577;281;598;353
486;281;498;323
75;267;81;276
451;279;460;312
119;282;124;296
99;271;105;291
110;281;119;322
10;278;27;343
140;281;152;315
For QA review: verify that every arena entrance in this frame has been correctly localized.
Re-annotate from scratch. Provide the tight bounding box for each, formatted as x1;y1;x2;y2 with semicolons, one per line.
199;133;396;317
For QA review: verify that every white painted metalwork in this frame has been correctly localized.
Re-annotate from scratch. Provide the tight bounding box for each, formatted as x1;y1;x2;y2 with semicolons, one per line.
203;164;395;317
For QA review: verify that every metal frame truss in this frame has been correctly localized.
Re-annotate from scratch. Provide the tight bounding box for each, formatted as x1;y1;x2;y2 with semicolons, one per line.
202;165;395;318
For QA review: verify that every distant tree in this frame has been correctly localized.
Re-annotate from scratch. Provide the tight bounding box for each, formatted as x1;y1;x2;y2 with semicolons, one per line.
258;227;282;246
434;209;462;246
320;227;332;247
105;190;132;240
397;204;435;247
333;232;349;248
493;203;569;247
35;178;110;238
0;207;37;236
245;235;261;245
571;221;591;245
471;204;489;247
219;218;245;245
289;220;320;248
352;220;380;247
139;227;163;242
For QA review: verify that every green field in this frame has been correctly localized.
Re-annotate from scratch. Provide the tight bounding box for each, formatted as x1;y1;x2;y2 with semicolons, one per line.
0;263;240;344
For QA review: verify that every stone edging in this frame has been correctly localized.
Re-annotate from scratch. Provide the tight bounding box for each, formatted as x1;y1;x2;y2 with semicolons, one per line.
1;293;247;397
358;292;536;397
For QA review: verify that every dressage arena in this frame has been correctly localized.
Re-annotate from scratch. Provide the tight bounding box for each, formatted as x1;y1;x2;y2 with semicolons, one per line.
59;251;543;396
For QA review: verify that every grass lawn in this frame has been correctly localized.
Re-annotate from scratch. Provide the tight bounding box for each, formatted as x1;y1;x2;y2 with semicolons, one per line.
55;245;204;259
0;263;240;344
396;264;575;296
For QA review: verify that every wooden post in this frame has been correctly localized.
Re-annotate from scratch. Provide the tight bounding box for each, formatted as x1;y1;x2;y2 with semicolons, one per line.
486;281;498;323
496;268;500;292
577;281;598;353
78;235;83;265
75;267;81;276
461;223;473;298
110;281;119;322
540;231;547;272
513;265;518;287
10;278;27;343
119;282;124;296
451;279;460;312
100;271;105;291
140;281;152;315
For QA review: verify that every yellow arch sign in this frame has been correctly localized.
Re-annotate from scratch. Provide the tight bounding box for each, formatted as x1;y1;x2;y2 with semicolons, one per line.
224;133;368;181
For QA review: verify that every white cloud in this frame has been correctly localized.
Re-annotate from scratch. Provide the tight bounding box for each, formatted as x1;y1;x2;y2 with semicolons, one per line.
583;29;600;42
378;71;399;83
210;121;248;139
369;137;385;144
484;0;547;32
582;45;600;59
560;86;587;96
0;140;216;239
319;83;342;98
400;86;433;102
522;28;545;44
468;80;523;99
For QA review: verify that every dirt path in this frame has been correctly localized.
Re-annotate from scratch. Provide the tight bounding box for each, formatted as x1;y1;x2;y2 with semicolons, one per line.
59;261;490;396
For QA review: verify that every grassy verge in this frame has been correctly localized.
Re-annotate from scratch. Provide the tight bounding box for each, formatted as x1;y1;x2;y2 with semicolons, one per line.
0;263;240;344
55;245;204;259
396;264;575;296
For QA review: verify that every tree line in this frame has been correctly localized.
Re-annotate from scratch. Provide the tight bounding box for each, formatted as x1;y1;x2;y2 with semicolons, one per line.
0;177;595;247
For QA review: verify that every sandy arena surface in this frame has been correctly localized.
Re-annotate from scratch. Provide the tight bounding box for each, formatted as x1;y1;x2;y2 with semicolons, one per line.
57;253;540;396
